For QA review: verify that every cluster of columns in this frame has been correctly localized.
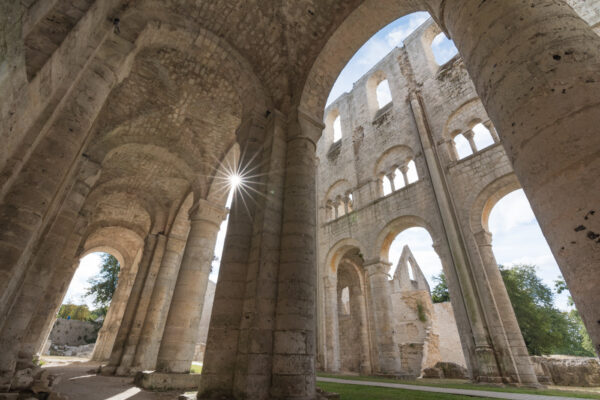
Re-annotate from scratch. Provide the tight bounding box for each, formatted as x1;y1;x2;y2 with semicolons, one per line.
0;1;599;399
325;193;353;221
451;120;500;160
378;161;414;196
364;261;403;375
434;0;600;357
197;108;323;399
105;199;227;376
0;158;100;391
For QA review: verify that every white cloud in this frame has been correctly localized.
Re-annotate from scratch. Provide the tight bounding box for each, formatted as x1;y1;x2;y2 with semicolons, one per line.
431;34;458;65
63;253;103;308
490;190;570;310
384;190;569;311
326;12;431;106
385;13;430;47
488;190;536;233
432;33;445;46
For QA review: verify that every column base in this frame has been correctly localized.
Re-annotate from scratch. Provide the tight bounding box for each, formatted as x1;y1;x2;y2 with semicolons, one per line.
98;365;117;376
134;371;201;391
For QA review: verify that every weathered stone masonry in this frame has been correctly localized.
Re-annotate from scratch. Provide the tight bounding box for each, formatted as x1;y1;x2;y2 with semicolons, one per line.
0;0;599;398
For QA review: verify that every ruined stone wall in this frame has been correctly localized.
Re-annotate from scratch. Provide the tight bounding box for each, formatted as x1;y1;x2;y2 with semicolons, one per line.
338;312;362;372
48;319;97;347
316;18;519;376
432;302;466;367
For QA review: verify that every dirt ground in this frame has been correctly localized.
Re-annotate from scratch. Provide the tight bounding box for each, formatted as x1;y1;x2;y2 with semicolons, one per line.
41;357;185;400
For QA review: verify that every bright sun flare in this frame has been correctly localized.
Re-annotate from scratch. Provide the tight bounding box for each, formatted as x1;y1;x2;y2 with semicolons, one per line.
229;174;242;188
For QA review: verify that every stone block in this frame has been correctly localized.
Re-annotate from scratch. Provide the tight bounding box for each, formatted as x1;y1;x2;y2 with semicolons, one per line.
134;371;201;391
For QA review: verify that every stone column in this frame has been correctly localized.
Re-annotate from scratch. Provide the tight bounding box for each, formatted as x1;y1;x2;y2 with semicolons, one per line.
198;193;254;397
92;247;143;362
156;199;227;373
410;90;509;383
462;130;478;154
132;236;186;371
399;165;409;187
483;121;500;143
437;0;600;354
354;285;373;375
101;233;164;375
114;234;167;375
0;172;96;386
270;109;321;399
343;196;351;215
232;112;287;399
364;260;402;375
377;175;385;197
447;138;460;161
386;172;396;192
20;212;89;359
22;262;79;358
323;276;340;372
473;230;537;383
326;203;334;221
199;112;276;399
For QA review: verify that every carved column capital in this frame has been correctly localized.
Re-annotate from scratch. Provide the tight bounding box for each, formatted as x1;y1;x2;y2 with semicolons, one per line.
189;198;228;227
364;260;392;277
289;107;325;145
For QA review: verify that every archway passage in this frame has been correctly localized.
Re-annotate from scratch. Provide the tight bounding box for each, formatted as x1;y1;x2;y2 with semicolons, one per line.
486;189;595;358
1;1;600;399
41;252;122;360
387;228;467;376
335;251;370;374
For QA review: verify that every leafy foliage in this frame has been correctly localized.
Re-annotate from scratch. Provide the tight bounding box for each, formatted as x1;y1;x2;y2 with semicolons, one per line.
58;304;91;321
431;266;594;356
57;304;105;322
554;278;595;356
500;265;594;356
85;253;120;314
431;273;450;303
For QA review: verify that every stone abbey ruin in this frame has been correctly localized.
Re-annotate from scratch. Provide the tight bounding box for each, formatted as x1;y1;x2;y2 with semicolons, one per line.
1;0;600;399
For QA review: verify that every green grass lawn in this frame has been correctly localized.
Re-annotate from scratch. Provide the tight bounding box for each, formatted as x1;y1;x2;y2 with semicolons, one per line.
317;382;491;400
317;373;600;399
190;364;202;374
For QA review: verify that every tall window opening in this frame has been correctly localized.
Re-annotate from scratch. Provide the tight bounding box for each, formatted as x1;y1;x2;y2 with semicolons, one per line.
382;175;393;196
333;115;342;142
43;252;121;359
471;122;495;150
386;227;466;367
340;286;350;315
431;32;458;65
487;189;594;356
376;79;392;109
406;160;418;184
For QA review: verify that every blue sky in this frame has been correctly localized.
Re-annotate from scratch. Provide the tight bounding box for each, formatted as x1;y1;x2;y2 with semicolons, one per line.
389;189;569;310
65;12;569;313
326;11;458;106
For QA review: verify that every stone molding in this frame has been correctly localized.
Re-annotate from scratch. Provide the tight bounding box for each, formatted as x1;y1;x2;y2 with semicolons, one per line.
188;198;228;227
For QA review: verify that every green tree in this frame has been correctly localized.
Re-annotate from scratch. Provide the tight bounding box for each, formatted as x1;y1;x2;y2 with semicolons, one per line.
500;265;594;356
85;253;120;316
554;278;595;356
58;304;91;321
431;272;450;303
